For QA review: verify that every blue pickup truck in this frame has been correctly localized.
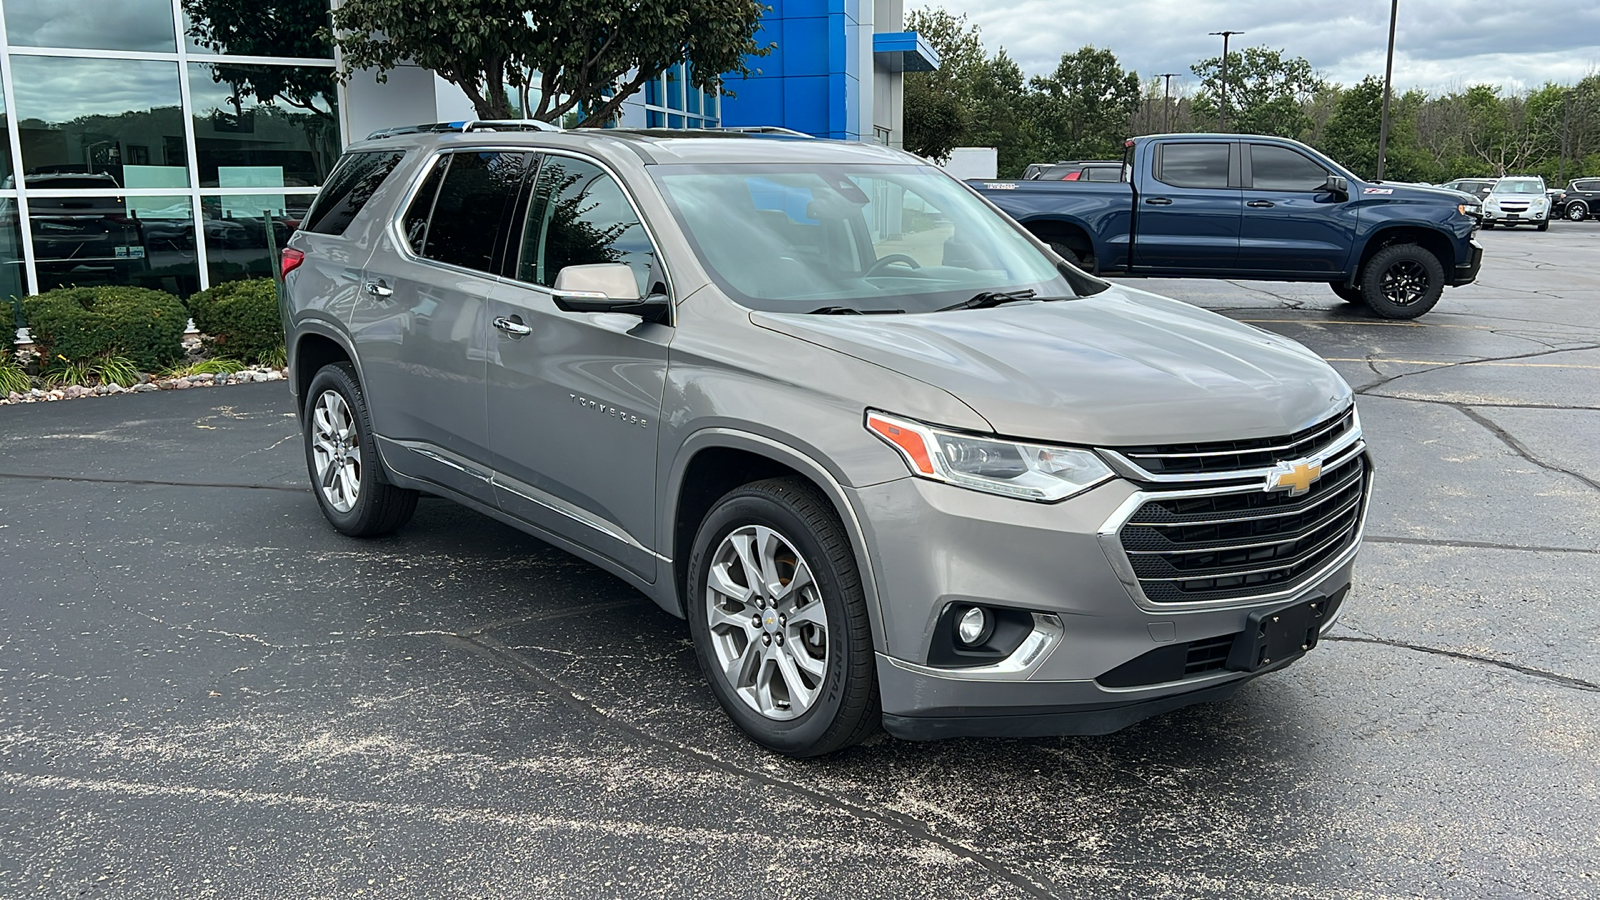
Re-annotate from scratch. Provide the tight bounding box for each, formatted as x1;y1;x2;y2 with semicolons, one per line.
970;134;1483;319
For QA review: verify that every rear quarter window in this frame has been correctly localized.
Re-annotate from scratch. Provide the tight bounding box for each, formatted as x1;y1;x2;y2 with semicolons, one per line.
302;150;406;235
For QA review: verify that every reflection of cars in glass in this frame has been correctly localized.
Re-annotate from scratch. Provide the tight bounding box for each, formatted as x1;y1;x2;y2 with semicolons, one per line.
284;129;1371;756
1;174;152;283
1481;176;1550;230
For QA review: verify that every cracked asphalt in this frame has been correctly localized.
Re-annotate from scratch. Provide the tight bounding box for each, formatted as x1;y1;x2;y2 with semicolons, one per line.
2;223;1598;898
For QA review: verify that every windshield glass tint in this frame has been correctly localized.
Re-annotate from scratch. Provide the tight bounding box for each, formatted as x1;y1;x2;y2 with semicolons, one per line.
652;164;1070;313
1493;179;1543;194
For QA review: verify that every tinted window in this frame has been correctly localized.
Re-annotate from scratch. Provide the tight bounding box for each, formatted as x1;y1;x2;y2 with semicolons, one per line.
304;150;405;235
422;151;533;273
1576;181;1599;192
1156;144;1230;189
518;156;657;295
402;159;445;253
1250;145;1327;191
1085;167;1123;182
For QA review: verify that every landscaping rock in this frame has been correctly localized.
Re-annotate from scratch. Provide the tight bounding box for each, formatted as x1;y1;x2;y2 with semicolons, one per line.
137;373;152;385
132;383;157;393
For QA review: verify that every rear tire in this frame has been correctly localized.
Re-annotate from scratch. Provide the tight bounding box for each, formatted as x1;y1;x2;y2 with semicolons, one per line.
686;478;879;757
304;362;418;536
1359;244;1445;319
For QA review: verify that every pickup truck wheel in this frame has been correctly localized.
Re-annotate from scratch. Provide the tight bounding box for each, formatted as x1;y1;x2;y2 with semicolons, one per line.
1566;201;1588;221
304;363;418;536
1049;242;1097;275
1360;244;1444;319
686;478;878;757
1329;282;1366;304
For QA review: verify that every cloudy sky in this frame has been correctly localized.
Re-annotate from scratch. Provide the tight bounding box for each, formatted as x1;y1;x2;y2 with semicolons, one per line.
917;0;1600;94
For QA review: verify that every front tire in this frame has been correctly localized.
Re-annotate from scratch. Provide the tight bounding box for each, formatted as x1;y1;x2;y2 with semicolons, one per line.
1537;220;1549;232
1566;201;1589;222
1360;244;1445;319
304;362;418;536
686;478;878;757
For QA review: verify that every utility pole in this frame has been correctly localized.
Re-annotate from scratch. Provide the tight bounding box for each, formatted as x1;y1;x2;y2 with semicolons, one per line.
1209;31;1243;132
1560;88;1572;186
1375;0;1399;179
1160;73;1182;132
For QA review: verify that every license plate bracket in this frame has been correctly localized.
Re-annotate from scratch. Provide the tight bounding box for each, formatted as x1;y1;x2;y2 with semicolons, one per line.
1226;597;1328;672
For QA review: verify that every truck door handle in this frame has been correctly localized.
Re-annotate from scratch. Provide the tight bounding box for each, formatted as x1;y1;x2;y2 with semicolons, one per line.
1247;200;1276;208
493;316;533;337
363;280;393;299
1144;197;1173;206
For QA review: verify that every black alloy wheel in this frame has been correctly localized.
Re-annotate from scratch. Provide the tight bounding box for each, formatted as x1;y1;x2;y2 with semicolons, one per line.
1359;244;1445;319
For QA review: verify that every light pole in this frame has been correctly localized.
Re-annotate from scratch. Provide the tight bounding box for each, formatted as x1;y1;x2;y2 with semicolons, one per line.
1160;73;1182;132
1559;88;1573;186
1209;31;1243;132
1375;0;1399;179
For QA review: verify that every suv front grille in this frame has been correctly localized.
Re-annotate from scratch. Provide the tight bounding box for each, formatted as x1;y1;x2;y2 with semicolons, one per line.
1118;454;1367;604
1116;407;1355;477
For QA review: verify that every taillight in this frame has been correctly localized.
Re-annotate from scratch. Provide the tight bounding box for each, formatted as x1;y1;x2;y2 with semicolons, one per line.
280;247;304;280
1063;172;1081;181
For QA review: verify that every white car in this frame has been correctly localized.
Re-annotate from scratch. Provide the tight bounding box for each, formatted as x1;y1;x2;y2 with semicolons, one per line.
1481;177;1550;231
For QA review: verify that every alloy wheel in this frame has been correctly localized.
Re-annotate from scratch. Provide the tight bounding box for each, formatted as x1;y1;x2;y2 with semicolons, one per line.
1568;204;1588;222
311;389;361;513
705;524;829;720
1379;259;1431;307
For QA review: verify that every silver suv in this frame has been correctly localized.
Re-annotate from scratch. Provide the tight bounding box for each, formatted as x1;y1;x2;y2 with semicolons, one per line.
281;126;1370;756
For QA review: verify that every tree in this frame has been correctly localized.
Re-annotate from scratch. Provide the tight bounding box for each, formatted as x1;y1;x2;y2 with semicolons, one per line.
1029;47;1141;160
328;0;768;127
1191;46;1322;138
182;0;337;119
902;8;986;160
966;51;1043;176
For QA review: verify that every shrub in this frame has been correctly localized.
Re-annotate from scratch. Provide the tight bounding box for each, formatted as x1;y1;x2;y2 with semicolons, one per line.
187;278;283;364
0;348;29;394
22;286;187;372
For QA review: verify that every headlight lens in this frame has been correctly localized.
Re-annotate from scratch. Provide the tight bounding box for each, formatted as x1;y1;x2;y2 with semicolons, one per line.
1459;203;1480;216
866;411;1114;502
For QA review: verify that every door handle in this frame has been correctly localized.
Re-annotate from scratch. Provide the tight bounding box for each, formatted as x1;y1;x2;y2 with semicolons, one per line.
1247;200;1276;208
364;280;393;299
493;316;533;337
1144;197;1173;206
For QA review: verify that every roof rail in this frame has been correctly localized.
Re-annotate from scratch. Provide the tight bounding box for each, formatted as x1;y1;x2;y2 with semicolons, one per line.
707;126;814;138
365;119;562;140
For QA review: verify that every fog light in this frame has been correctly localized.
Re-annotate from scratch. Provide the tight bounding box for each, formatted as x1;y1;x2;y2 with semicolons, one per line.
956;606;989;646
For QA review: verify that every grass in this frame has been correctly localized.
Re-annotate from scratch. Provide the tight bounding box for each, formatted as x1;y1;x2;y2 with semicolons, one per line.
261;345;288;369
0;351;29;394
41;354;141;389
162;357;247;378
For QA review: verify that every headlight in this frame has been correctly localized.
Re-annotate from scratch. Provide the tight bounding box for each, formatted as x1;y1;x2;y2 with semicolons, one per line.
1459;203;1480;216
1532;198;1548;209
866;411;1114;502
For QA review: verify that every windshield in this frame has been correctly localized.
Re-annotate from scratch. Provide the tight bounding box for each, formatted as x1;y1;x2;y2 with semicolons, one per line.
651;164;1078;313
1493;179;1544;194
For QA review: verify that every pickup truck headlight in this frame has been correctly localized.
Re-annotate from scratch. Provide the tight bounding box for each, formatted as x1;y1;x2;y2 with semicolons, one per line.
866;411;1114;502
1459;203;1480;217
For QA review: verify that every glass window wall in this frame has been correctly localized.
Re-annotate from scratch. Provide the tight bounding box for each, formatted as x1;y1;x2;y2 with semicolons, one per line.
27;193;200;297
188;62;340;188
5;0;177;53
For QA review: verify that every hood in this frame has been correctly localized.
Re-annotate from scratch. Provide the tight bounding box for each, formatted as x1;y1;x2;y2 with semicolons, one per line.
1383;183;1476;205
752;285;1352;447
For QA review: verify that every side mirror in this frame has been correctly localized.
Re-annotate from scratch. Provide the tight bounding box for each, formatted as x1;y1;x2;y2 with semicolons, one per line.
551;263;668;319
1321;174;1350;198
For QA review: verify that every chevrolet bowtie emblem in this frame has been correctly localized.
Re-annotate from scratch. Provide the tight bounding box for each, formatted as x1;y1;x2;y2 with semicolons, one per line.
1265;459;1322;496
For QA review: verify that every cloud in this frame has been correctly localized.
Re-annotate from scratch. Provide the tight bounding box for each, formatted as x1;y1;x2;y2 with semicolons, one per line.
918;0;1600;93
5;0;178;53
8;56;184;122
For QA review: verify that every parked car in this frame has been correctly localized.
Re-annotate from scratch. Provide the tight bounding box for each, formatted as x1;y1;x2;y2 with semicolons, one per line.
283;126;1370;756
0;174;151;286
1438;177;1496;203
1026;159;1125;182
1558;178;1600;221
1481;176;1550;230
971;134;1482;318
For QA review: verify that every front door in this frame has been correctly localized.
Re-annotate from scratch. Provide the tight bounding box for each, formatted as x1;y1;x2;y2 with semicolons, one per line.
486;154;671;579
1132;141;1242;271
1236;142;1357;275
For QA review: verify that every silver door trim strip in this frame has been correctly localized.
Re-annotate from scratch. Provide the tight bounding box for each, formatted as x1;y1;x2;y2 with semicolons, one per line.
493;474;671;563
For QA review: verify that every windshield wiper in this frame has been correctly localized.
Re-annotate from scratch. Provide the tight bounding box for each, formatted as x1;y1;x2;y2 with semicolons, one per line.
936;290;1040;312
805;306;906;315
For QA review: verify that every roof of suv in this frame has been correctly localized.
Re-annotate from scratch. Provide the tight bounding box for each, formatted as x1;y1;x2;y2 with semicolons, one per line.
350;127;917;167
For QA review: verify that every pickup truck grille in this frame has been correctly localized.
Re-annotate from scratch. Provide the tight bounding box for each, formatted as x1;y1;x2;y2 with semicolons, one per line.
1115;407;1355;477
1118;454;1367;604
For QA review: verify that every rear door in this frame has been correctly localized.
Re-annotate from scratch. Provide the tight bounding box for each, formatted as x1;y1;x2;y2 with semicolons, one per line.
484;153;671;579
1236;142;1357;275
351;149;534;501
1132;141;1242;270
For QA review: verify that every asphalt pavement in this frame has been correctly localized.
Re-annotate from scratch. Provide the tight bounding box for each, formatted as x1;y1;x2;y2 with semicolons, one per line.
2;222;1597;899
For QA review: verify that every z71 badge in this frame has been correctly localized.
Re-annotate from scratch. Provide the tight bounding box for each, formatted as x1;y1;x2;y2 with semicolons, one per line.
1362;187;1394;195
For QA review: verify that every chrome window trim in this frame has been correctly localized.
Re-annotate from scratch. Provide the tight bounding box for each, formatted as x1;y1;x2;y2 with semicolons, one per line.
385;143;676;326
1099;406;1361;484
1096;442;1371;613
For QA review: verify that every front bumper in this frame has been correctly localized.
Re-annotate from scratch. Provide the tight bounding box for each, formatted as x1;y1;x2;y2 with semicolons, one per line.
1449;238;1484;286
1483;208;1547;226
851;449;1371;740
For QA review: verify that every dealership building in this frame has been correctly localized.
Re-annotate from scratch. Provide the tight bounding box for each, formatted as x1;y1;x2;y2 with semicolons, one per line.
0;0;935;312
